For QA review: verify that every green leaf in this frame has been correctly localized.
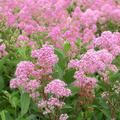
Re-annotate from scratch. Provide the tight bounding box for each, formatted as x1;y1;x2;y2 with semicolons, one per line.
26;115;36;120
76;112;84;120
99;109;110;119
20;92;30;117
53;64;64;79
55;48;67;69
17;47;31;60
63;69;75;84
0;111;6;120
63;41;71;52
107;21;118;32
76;38;81;47
69;86;80;96
10;93;19;108
63;104;73;109
0;76;4;91
0;110;13;120
55;48;65;60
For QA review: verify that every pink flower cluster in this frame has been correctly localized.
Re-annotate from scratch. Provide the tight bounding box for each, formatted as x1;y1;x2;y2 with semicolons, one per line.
44;79;71;97
31;44;58;74
10;45;58;95
10;44;71;118
74;0;120;23
38;79;71;114
2;0;120;59
15;61;35;77
0;44;8;58
10;61;40;94
38;97;65;115
93;31;120;57
1;0;70;33
68;49;117;89
16;35;36;48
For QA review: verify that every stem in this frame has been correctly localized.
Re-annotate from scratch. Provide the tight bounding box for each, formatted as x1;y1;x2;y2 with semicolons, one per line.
54;107;59;120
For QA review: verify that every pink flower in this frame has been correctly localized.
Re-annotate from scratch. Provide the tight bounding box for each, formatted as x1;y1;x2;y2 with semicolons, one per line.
15;61;35;77
25;80;40;92
31;44;58;74
10;76;29;89
68;59;81;69
49;26;61;40
80;9;100;27
0;44;8;58
10;78;18;89
30;92;40;100
93;31;120;57
69;48;116;88
44;79;71;97
38;99;47;109
18;35;29;41
59;114;69;120
47;97;64;107
82;28;95;43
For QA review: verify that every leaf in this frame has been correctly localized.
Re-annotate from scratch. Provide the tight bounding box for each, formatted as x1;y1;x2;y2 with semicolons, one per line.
20;92;30;117
10;94;19;108
76;38;81;47
69;86;80;96
76;112;84;120
53;64;64;79
98;109;110;119
63;69;75;84
26;115;36;120
55;48;67;69
63;104;73;109
0;76;4;91
0;111;6;120
55;48;65;60
107;21;117;32
17;47;31;60
63;41;71;52
0;110;13;120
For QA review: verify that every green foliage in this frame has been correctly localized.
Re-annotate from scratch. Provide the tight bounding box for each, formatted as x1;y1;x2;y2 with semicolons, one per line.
20;92;30;117
63;41;71;52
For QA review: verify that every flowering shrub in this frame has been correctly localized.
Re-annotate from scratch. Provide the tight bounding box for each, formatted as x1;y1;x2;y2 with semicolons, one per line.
0;0;120;120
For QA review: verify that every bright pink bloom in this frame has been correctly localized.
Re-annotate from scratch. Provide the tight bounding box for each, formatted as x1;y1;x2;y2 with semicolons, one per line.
15;61;35;77
93;31;120;57
44;79;71;97
31;45;58;74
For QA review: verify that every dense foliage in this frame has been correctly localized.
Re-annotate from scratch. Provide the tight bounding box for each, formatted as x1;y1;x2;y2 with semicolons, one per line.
0;0;120;120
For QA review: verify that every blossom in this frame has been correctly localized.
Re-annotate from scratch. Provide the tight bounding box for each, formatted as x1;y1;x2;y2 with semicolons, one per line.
44;79;71;97
10;78;18;89
31;44;58;74
25;80;40;92
15;61;35;77
68;48;116;90
69;49;114;74
32;45;58;66
18;35;29;41
47;97;64;108
0;44;8;58
80;9;100;27
59;114;69;120
93;31;120;57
